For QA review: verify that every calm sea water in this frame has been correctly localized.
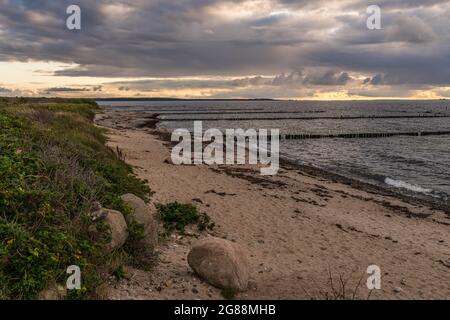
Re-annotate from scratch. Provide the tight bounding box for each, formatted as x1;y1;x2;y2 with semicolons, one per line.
98;100;450;202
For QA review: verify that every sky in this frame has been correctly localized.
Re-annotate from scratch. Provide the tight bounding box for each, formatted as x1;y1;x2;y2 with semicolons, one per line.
1;0;450;99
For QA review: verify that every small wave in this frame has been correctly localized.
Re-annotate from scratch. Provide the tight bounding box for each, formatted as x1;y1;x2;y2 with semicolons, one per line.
384;178;433;194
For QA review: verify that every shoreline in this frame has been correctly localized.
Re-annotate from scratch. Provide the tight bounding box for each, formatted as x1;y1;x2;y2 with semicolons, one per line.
280;159;450;216
96;109;450;300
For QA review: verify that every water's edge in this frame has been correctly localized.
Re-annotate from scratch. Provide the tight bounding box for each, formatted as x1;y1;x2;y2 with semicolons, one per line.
279;155;450;215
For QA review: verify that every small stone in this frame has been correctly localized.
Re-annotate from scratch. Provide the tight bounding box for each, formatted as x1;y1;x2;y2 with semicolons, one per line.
38;284;66;300
164;157;174;165
248;280;258;291
393;287;404;294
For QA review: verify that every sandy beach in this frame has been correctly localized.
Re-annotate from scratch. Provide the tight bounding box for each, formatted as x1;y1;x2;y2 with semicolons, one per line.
96;110;450;300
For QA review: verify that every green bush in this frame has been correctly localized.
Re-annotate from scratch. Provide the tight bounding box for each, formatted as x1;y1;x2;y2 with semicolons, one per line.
157;202;200;233
0;98;151;299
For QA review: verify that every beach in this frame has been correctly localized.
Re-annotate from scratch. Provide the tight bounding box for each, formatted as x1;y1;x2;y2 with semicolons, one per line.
3;0;450;307
96;110;450;300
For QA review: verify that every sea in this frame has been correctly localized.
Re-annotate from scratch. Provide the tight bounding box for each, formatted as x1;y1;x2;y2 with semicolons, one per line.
97;100;450;204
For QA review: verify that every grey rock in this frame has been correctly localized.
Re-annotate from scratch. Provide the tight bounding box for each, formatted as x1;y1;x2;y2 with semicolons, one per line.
121;194;158;250
188;237;250;291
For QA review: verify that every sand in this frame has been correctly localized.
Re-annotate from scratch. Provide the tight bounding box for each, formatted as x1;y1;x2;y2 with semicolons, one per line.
96;110;450;300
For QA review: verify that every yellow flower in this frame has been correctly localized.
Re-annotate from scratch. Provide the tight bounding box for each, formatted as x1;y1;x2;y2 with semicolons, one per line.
6;239;15;245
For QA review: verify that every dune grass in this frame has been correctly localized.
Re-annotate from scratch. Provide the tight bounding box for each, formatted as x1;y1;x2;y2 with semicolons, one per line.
0;97;150;299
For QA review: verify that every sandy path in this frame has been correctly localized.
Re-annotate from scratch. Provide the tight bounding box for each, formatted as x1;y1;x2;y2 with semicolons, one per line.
97;112;450;300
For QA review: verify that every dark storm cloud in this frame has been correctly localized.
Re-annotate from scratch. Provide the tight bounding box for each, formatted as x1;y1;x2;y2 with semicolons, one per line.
0;85;28;96
1;0;450;96
44;85;102;93
0;87;13;93
272;70;352;86
110;69;353;92
46;87;90;92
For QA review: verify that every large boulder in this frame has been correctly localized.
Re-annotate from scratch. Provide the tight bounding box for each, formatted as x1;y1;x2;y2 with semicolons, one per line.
120;194;158;250
187;237;250;291
102;209;128;251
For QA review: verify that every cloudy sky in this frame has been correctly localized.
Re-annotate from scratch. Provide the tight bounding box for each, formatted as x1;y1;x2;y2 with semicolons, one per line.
1;0;450;99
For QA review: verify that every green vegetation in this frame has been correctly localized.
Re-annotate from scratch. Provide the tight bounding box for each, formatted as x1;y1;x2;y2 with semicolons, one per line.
0;97;150;299
157;202;200;234
157;202;214;235
123;219;155;270
221;288;237;300
112;266;127;281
